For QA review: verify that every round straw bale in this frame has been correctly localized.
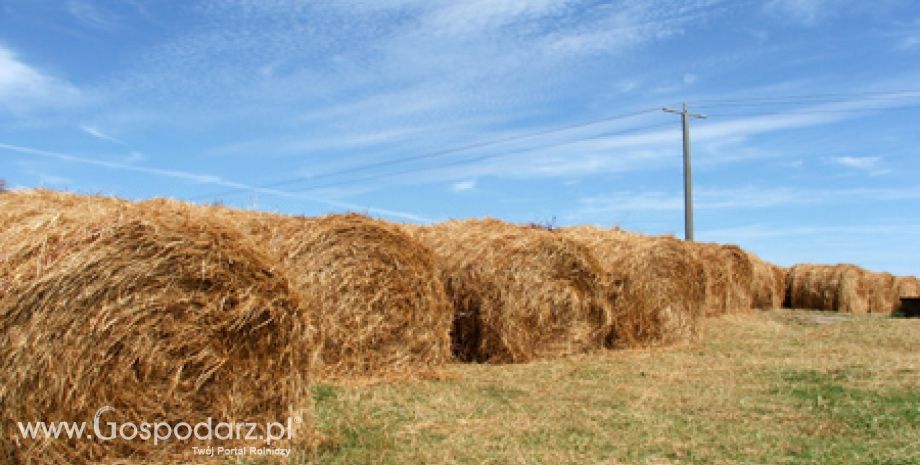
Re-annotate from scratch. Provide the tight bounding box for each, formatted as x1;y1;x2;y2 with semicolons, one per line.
407;219;614;363
686;242;754;315
866;271;898;314
748;253;786;309
788;264;870;313
562;226;705;347
232;212;452;379
0;191;314;464
687;243;731;315
721;245;754;311
835;265;871;313
895;276;920;298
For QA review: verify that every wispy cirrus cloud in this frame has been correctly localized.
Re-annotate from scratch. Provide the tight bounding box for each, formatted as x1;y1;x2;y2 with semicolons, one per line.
0;46;82;114
701;222;920;240
829;155;880;170
572;185;920;216
79;124;125;145
0;142;430;222
66;0;118;30
450;179;476;192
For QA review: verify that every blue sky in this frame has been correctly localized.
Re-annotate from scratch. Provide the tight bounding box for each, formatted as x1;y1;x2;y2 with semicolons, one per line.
1;0;919;275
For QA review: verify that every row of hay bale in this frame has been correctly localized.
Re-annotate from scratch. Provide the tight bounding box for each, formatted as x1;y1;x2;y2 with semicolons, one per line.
786;264;919;313
2;190;917;463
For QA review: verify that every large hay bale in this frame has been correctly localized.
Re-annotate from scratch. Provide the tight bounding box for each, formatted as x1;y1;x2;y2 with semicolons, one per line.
221;211;453;379
748;253;786;309
866;272;898;314
0;191;314;464
787;264;870;313
406;219;613;363
562;226;705;347
895;276;920;298
686;242;754;315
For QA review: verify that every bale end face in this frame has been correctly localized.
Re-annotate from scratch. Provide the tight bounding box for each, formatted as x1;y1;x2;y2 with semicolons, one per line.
562;227;705;348
410;220;614;363
244;213;453;379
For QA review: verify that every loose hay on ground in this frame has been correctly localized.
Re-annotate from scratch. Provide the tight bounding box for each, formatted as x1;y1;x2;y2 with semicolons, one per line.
562;226;705;347
0;191;315;464
405;219;614;363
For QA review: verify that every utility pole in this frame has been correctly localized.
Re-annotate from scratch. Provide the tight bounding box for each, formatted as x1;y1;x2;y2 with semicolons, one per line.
663;103;706;241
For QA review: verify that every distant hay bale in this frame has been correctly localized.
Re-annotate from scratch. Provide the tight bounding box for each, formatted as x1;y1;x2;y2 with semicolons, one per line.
788;264;908;314
895;276;920;298
866;272;898;314
1;191;314;464
788;264;870;313
562;226;705;347
406;219;613;363
226;211;452;379
748;254;786;309
687;243;754;315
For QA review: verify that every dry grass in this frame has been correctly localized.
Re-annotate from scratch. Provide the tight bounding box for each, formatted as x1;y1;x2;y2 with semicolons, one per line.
562;226;705;348
0;191;315;464
405;219;614;363
308;310;920;465
219;210;453;380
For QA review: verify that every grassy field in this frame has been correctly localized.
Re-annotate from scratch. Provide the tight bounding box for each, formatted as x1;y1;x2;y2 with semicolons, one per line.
303;310;919;465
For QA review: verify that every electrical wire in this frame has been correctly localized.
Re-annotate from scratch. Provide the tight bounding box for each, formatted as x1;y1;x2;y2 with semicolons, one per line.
688;89;920;105
190;121;675;202
190;107;660;201
283;122;676;194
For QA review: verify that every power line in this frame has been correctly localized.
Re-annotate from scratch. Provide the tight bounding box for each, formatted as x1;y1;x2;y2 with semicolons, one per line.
193;121;674;202
703;104;920;117
689;89;920;106
191;89;920;204
191;107;660;201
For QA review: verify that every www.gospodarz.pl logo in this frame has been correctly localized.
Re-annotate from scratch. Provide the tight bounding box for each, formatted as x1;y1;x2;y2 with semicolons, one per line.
16;406;299;456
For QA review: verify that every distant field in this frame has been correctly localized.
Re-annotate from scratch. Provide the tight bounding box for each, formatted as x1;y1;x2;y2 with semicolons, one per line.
306;310;920;465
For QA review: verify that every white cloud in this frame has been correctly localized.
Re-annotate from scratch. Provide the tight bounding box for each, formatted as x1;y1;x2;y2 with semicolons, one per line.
450;179;476;192
701;223;920;240
903;35;920;49
67;1;117;30
830;155;880;170
761;0;893;26
763;0;836;25
0;46;82;114
616;79;641;93
79;124;126;145
425;0;568;36
573;185;920;216
682;73;698;85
